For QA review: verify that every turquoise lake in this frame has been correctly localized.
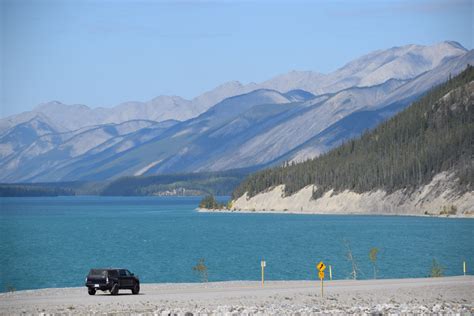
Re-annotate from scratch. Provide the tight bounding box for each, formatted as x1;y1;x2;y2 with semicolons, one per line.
0;196;473;292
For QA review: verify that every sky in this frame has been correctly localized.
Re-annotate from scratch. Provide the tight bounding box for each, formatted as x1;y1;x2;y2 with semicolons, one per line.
1;0;472;117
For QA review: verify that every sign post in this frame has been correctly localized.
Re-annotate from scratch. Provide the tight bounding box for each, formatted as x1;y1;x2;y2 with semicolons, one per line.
319;271;325;296
261;260;266;286
463;261;466;276
317;261;326;297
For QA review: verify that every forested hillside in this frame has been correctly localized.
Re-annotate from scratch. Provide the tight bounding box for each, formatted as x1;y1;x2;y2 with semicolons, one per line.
100;169;250;196
233;65;474;200
0;169;251;197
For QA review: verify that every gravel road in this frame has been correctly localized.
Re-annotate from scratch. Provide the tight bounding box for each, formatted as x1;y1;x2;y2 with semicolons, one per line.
1;276;473;315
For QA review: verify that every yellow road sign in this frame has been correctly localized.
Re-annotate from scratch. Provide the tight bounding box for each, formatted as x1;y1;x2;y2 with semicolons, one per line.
319;271;325;280
317;261;326;272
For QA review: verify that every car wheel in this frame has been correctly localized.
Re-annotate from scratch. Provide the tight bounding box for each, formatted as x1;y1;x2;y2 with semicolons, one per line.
110;283;119;295
88;288;96;295
132;282;140;295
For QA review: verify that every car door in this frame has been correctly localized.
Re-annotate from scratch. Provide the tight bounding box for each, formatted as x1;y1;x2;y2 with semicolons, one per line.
108;269;119;285
118;269;132;287
126;270;136;285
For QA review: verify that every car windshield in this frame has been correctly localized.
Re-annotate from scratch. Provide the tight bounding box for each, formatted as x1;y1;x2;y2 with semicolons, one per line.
88;269;107;277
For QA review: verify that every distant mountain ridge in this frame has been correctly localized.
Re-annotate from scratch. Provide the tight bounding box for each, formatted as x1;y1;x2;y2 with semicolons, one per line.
1;41;472;183
2;41;466;133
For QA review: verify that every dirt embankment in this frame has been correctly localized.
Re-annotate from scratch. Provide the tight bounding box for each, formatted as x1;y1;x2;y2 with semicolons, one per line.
228;172;473;217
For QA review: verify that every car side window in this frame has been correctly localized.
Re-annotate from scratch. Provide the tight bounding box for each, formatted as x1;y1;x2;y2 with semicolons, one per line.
109;270;118;277
119;270;127;277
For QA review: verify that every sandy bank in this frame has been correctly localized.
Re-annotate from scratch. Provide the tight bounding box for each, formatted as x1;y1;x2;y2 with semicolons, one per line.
1;276;473;315
229;172;474;217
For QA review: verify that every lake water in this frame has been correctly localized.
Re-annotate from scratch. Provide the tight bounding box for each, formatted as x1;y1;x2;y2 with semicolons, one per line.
0;196;473;292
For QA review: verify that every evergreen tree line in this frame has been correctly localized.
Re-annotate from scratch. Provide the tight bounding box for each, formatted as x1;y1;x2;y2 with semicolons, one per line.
0;185;74;197
233;65;474;200
100;169;251;196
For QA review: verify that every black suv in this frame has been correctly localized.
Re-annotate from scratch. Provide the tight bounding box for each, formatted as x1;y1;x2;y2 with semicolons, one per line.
85;268;140;295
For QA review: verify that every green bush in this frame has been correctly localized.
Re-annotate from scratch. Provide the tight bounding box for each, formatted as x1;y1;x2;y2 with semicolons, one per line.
430;259;444;277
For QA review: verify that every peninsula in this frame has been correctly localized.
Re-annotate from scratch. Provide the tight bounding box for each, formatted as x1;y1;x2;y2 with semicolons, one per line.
222;66;474;217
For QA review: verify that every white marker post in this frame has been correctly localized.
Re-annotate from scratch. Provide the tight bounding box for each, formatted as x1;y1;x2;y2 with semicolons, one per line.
261;260;266;286
463;261;466;276
329;265;332;280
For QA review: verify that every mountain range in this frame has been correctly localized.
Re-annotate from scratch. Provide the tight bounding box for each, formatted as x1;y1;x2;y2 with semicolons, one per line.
1;41;472;183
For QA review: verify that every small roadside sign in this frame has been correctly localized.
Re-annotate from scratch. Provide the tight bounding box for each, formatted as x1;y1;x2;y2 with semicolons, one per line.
317;261;326;272
261;260;266;268
316;261;326;297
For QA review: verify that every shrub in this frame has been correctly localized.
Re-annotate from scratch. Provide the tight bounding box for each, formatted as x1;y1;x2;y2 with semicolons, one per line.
369;247;380;279
192;258;208;282
440;205;457;215
430;259;444;277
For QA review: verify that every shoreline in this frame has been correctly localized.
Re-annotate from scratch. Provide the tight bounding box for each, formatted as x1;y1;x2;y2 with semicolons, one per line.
196;208;474;219
1;276;472;315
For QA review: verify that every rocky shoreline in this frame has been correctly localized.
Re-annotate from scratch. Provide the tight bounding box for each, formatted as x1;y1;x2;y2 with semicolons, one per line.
197;207;474;218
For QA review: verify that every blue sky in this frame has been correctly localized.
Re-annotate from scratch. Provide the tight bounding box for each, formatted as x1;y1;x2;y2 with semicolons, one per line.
1;0;472;117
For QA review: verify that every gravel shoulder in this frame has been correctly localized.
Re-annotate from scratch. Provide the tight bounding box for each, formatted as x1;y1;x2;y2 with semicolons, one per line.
1;276;473;315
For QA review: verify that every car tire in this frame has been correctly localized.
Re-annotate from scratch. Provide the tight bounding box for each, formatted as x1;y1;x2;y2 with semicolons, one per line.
110;283;119;295
132;282;140;295
88;288;96;295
